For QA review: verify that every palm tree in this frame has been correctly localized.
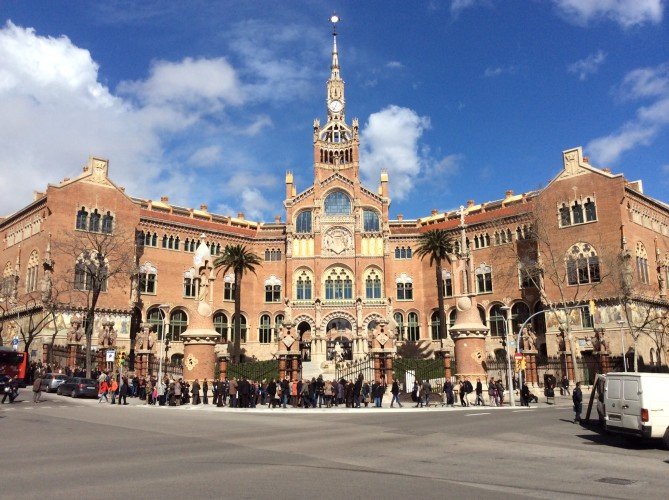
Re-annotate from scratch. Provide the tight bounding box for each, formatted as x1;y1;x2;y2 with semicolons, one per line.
415;229;454;341
213;244;261;363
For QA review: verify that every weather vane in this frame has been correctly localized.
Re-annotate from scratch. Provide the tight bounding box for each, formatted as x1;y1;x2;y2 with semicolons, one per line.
330;13;339;35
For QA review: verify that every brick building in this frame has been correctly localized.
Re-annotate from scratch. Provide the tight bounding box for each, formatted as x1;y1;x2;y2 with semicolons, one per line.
1;25;668;377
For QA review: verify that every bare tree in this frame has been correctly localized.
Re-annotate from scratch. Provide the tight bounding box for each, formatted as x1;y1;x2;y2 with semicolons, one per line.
54;228;136;378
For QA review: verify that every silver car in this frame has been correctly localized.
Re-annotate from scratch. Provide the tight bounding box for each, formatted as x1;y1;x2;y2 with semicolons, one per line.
41;373;68;393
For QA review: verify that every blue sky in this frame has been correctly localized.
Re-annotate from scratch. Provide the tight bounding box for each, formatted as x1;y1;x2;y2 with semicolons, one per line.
0;1;667;220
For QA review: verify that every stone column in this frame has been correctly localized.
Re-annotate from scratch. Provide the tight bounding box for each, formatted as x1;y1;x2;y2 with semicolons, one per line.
215;345;230;381
278;357;287;380
450;296;489;381
68;343;78;369
524;351;538;386
384;355;393;385
560;351;575;381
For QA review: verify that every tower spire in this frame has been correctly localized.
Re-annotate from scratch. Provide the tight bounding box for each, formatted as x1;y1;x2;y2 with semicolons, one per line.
330;13;340;80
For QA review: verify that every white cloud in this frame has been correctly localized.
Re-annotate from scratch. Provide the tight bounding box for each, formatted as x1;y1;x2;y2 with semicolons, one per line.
360;105;457;200
484;65;516;78
386;61;404;69
0;21;285;217
451;0;480;16
587;62;669;164
553;0;664;28
567;50;607;80
240;187;276;221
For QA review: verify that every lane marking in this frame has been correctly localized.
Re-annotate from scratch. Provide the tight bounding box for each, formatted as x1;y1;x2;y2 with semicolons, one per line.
465;412;491;416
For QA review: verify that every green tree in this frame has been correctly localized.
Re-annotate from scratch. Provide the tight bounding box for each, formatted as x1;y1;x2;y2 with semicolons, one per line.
415;230;453;341
213;244;261;363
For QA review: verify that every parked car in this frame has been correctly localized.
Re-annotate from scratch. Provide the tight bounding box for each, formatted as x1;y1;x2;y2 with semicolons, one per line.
41;373;68;393
56;377;98;398
603;372;669;449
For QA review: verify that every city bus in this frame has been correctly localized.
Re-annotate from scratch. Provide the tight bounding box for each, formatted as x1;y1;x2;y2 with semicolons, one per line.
0;347;28;386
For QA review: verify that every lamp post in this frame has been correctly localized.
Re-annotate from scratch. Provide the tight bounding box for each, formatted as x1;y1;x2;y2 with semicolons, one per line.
157;304;171;384
500;306;515;407
616;319;627;372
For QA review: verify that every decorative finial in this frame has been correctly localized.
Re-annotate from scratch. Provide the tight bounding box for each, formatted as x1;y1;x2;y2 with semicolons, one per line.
330;13;339;35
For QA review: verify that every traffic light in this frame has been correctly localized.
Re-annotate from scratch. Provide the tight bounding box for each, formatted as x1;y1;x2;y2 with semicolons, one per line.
588;300;596;317
120;351;127;366
515;358;522;372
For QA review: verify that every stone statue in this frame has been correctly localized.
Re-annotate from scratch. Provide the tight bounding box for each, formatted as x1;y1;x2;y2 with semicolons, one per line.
66;317;85;343
135;323;156;352
284;298;292;323
592;328;609;353
557;328;567;352
333;342;344;362
523;326;537;351
98;320;117;348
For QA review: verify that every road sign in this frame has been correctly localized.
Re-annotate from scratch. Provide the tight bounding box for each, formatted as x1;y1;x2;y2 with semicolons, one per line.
514;352;523;361
12;337;19;351
106;350;116;362
508;340;516;347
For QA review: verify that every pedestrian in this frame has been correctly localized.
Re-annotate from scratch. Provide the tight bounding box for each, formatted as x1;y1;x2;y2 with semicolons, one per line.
354;375;363;408
422;379;431;408
118;376;129;405
280;378;289;408
98;379;109;403
192;379;201;405
174;379;182;406
520;382;530;407
212;378;219;406
203;378;209;405
488;378;497;406
2;377;18;404
458;380;466;407
390;378;402;408
475;378;484;406
496;380;505;406
573;381;583;424
229;378;238;408
463;378;474;406
110;377;119;405
267;378;277;408
32;371;43;403
412;380;419;407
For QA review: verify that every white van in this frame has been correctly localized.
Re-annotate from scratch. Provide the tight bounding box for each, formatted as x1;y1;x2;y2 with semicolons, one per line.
604;372;669;448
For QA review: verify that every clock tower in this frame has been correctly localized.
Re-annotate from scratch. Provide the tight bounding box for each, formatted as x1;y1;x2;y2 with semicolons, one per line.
313;14;360;183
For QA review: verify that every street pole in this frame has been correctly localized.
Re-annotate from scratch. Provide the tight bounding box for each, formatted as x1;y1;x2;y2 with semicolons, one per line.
500;306;515;407
158;304;170;385
617;320;627;372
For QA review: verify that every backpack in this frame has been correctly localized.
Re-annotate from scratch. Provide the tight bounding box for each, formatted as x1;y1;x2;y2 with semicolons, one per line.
464;381;473;393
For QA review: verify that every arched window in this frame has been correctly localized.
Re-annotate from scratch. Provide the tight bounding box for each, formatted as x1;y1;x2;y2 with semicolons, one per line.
475;264;493;293
430;311;440;340
231;314;247;343
152;233;158;247
89;210;101;232
169;310;188;341
213;312;229;342
365;269;382;299
223;274;235;301
274;314;284;342
296;211;312;233
584;198;597;221
443;271;453;297
101;212;114;234
259;314;272;344
559;203;571;227
511;302;530;335
566;242;601;285
74;251;107;292
363;210;380;232
324;267;354;300
264;276;282;302
407;312;420;341
147;307;165;340
572;201;584;224
394;312;404;340
174;237;180;251
396;274;413;301
324;190;351;215
139;262;157;294
295;269;313;301
162;235;169;248
478;305;487;328
183;269;196;298
533;302;546;334
76;208;88;230
25;250;39;293
636;242;649;284
448;309;457;328
489;305;506;336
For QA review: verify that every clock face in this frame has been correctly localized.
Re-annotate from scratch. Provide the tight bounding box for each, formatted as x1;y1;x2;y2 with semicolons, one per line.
329;100;343;113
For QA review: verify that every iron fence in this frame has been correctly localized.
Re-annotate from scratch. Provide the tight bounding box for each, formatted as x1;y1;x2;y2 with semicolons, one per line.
334;356;374;383
227;359;279;382
147;359;183;379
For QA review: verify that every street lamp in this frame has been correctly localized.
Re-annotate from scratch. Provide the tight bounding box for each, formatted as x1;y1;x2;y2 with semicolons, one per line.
157;304;171;384
500;306;515;407
616;319;627;372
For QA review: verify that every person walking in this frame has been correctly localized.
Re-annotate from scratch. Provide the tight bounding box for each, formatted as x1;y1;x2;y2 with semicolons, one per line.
202;378;209;405
2;377;18;404
32;371;43;403
463;378;473;406
422;379;432;408
110;377;119;405
573;381;583;424
443;380;454;407
192;379;201;405
390;378;402;408
488;378;497;406
475;378;484;406
118;376;129;405
496;380;505;406
520;382;531;407
98;379;109;403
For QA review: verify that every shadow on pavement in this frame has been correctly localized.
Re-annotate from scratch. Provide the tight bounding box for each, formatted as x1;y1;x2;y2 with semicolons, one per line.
577;431;664;451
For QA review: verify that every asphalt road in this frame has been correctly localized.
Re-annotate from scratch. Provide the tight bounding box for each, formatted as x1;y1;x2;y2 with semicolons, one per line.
1;395;667;500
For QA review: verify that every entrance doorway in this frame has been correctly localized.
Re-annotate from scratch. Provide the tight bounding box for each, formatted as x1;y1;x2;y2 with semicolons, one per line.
326;318;352;361
297;321;312;362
